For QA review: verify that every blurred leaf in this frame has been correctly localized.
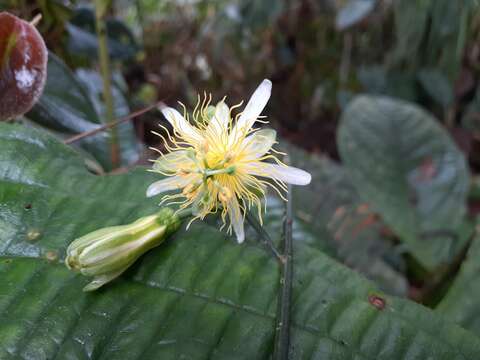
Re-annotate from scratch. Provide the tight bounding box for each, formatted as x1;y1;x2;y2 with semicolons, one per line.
391;0;432;66
358;66;419;102
66;7;138;61
338;96;470;269
436;230;480;336
27;53;100;133
417;68;454;109
1;123;480;358
426;0;465;80
75;69;140;165
26;53;139;170
462;85;480;131
335;0;376;31
357;65;388;94
287;144;408;296
238;0;284;30
36;0;72;28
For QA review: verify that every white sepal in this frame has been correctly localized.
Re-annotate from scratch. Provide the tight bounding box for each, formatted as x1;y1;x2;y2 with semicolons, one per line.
146;176;192;197
247;163;311;185
241;128;277;159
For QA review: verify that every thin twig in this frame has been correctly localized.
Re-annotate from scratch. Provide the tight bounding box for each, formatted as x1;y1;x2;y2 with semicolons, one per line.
64;101;164;144
245;212;284;263
273;184;293;360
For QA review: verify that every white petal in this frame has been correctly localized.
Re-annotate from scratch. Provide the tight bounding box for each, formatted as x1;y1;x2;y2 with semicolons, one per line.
233;79;272;135
248;163;311;185
227;197;245;243
207;100;230;136
146;176;191;197
242;128;276;159
160;105;201;141
152;150;191;173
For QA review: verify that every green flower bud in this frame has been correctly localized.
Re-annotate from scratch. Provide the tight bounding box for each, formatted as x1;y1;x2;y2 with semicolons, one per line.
65;208;180;291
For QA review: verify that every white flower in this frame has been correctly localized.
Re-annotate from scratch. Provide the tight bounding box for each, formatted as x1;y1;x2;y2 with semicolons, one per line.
147;79;311;243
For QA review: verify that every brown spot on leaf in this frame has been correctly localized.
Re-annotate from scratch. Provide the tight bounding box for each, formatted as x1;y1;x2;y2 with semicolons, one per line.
44;250;58;261
368;294;386;310
416;157;436;182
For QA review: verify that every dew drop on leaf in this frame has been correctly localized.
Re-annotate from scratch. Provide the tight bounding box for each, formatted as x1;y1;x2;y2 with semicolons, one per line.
0;12;47;121
26;229;41;241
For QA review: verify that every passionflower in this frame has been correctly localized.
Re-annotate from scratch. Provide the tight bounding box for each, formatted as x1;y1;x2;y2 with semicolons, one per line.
146;79;311;243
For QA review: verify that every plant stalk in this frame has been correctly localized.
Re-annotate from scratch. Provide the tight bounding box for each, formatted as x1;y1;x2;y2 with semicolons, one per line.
246;212;284;263
94;0;120;167
273;184;293;360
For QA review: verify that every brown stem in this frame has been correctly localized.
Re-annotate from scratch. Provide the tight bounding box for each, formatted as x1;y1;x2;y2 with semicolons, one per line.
64;101;165;144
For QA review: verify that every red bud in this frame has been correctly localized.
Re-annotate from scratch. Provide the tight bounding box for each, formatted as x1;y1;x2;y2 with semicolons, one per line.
0;12;47;120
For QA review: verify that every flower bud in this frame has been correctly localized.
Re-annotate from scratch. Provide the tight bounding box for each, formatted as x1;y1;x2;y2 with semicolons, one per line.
65;208;180;291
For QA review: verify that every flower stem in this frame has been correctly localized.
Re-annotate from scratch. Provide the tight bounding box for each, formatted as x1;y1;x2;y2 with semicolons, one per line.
273;184;293;360
176;208;194;220
245;211;283;263
94;0;120;168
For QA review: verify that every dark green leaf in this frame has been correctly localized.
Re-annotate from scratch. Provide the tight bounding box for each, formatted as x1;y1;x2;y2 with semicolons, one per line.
75;69;140;166
417;68;454;108
391;0;432;66
27;52;100;134
66;7;138;61
462;85;480;131
26;53;140;169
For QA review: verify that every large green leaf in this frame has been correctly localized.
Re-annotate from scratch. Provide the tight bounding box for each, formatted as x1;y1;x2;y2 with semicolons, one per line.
1;123;480;359
337;95;470;269
436;232;480;336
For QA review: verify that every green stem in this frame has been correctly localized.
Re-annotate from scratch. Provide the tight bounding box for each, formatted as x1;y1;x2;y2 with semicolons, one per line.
94;0;120;168
245;212;283;262
273;184;293;360
176;208;194;220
